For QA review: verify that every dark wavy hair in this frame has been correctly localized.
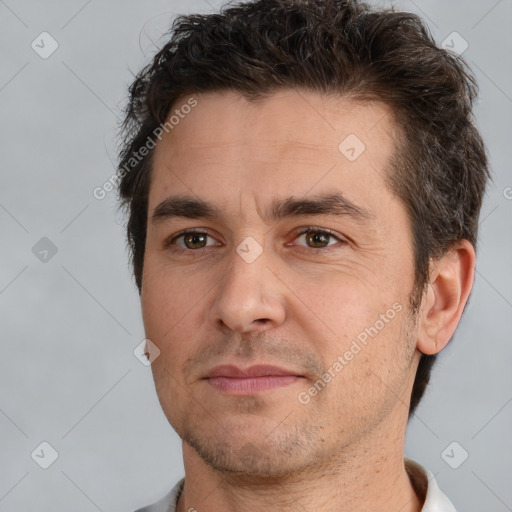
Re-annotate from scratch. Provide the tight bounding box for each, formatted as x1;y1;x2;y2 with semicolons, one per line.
116;0;490;417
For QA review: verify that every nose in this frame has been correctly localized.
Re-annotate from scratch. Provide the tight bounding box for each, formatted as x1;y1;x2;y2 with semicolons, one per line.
208;244;286;334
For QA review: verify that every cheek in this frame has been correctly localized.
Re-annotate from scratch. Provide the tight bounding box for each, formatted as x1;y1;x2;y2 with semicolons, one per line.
142;250;200;317
291;268;412;386
289;264;399;334
141;263;206;366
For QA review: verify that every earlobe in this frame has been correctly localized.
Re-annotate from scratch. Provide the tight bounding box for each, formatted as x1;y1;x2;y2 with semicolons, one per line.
416;240;476;355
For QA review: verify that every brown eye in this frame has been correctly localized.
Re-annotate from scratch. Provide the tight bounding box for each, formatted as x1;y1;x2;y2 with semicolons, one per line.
294;228;344;249
167;230;219;252
183;232;208;249
305;231;331;248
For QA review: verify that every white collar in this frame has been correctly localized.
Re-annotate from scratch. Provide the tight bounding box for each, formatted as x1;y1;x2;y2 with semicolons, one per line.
135;459;457;511
405;458;457;511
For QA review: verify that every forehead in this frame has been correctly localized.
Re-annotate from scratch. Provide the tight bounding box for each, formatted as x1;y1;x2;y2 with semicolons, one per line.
155;89;396;151
149;89;399;221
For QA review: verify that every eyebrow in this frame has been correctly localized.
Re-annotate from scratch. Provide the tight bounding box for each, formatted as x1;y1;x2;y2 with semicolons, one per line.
151;193;374;225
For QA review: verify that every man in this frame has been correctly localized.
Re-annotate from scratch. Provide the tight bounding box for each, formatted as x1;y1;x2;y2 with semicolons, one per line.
117;0;490;510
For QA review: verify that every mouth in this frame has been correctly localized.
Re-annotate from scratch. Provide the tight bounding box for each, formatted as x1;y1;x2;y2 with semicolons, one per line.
204;364;303;394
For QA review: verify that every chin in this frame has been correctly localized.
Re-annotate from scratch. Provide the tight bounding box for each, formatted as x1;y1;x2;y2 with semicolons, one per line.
180;418;322;478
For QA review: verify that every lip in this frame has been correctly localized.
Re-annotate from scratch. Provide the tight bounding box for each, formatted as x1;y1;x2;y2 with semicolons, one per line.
206;364;299;378
205;365;302;394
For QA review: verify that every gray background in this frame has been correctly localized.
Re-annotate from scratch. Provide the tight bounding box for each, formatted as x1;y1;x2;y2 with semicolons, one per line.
1;0;511;510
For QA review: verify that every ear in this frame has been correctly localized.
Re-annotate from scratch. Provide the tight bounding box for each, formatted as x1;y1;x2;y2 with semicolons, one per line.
416;240;476;355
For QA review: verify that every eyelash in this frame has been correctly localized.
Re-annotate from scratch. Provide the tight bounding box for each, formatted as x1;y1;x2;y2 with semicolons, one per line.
164;227;347;255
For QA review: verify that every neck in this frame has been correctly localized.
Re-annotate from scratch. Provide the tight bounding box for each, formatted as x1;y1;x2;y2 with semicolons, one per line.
176;406;422;512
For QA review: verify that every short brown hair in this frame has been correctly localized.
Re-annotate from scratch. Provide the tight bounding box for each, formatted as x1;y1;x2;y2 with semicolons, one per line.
117;0;490;416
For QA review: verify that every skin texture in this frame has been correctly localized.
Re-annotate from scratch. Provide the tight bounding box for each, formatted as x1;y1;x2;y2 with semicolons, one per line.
141;89;475;511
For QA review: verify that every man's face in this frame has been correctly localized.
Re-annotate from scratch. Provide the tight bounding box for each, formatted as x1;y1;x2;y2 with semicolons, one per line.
142;89;421;476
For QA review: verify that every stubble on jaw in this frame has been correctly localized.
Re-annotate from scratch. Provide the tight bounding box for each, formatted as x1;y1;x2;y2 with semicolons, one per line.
180;414;328;481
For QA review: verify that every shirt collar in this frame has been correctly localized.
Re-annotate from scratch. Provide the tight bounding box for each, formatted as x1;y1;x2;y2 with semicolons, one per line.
139;459;456;511
405;458;457;511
